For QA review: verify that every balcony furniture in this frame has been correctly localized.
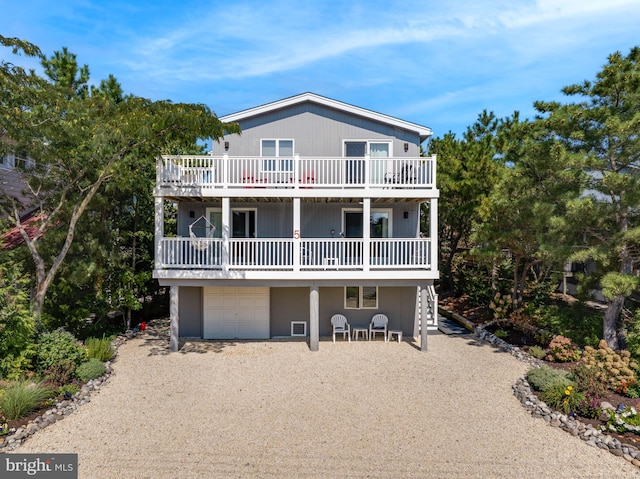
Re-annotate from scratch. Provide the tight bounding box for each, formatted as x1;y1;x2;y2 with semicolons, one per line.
369;314;388;341
352;327;369;341
388;329;402;343
323;257;338;269
331;314;351;343
189;215;216;251
242;170;255;188
300;170;315;188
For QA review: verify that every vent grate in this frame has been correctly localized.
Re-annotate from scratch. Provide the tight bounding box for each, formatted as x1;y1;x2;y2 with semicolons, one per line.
291;321;307;336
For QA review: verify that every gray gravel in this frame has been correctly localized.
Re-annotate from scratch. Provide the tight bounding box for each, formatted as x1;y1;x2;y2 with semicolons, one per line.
10;332;640;478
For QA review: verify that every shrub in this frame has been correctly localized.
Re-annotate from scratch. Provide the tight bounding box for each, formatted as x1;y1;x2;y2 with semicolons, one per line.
543;383;585;414
576;393;603;419
569;363;608;398
526;365;571;392
36;329;87;373
0;259;36;380
56;383;79;398
578;339;638;391
43;360;76;388
85;336;114;362
0;378;53;420
625;381;640;399
0;344;37;381
528;345;546;359
493;329;508;339
76;358;106;382
489;293;513;320
546;335;581;362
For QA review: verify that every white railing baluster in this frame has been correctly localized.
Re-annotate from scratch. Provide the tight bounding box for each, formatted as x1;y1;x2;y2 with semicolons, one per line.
158;155;436;189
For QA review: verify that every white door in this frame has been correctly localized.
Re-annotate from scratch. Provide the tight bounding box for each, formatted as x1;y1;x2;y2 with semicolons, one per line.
203;287;270;339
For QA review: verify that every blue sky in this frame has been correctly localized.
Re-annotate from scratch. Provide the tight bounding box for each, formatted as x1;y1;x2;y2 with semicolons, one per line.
4;0;640;138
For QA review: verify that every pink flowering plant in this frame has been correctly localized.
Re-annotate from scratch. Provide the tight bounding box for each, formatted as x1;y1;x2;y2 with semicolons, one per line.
546;335;581;362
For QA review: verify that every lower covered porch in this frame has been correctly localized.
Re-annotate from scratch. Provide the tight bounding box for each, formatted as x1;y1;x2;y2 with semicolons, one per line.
165;282;437;352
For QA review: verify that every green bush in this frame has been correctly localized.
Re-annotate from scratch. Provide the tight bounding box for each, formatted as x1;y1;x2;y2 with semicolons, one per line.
0;378;53;420
0;259;36;379
56;383;79;398
36;329;87;373
526;365;571;392
625;381;640;399
528;345;546;359
85;336;114;362
0;344;37;381
76;358;106;382
43;360;76;388
536;302;601;348
569;363;608;397
543;382;585;414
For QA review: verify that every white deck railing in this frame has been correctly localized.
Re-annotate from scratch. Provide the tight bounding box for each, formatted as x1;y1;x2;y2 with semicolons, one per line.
158;155;435;189
157;238;432;271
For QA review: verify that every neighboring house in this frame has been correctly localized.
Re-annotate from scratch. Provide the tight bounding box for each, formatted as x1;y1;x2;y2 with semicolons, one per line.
0;150;39;248
153;92;439;351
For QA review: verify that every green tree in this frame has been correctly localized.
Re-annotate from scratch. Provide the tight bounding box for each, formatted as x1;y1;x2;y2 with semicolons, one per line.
0;36;240;322
430;110;505;292
472;118;585;307
535;46;640;349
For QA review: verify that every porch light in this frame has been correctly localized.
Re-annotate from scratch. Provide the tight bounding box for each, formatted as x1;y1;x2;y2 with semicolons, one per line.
404;142;409;152
224;141;229;151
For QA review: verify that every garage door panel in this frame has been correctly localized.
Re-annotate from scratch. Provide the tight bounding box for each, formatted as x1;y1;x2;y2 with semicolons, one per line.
203;287;269;339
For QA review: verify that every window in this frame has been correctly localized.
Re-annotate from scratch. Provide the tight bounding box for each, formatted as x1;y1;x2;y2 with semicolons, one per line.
344;140;391;183
343;208;392;238
0;155;12;169
345;286;378;309
1;152;35;170
261;139;294;171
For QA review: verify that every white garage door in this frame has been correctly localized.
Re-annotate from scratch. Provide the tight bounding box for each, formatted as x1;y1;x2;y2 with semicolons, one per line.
203;287;270;339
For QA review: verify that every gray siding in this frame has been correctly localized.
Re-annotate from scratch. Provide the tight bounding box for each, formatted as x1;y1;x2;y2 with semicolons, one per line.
270;287;310;337
178;201;420;238
219;103;421;157
179;287;202;337
270;286;417;337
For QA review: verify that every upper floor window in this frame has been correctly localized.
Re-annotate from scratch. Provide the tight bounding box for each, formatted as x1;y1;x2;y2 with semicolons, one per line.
344;141;391;157
261;139;293;172
0;152;35;170
0;155;13;169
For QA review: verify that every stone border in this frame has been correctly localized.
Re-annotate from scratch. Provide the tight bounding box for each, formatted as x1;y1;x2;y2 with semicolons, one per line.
473;321;640;469
0;334;132;452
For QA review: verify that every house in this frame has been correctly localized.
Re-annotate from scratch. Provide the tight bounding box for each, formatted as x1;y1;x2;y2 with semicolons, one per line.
153;92;439;351
0;149;40;248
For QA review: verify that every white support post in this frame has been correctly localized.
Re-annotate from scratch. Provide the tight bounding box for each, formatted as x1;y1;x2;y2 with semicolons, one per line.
293;154;300;190
430;198;438;272
154;196;164;269
222;197;230;272
309;286;319;351
169;286;179;352
222;154;229;188
420;285;428;352
293;197;301;272
364;154;370;189
363;198;370;271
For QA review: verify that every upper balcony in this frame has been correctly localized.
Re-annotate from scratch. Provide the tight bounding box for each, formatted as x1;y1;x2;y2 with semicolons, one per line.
156;155;437;199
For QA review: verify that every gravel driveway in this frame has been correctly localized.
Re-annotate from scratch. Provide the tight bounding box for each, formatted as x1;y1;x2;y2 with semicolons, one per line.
10;328;640;478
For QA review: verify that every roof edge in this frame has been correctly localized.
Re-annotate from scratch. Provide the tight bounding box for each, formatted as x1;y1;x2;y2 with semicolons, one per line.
220;92;432;142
